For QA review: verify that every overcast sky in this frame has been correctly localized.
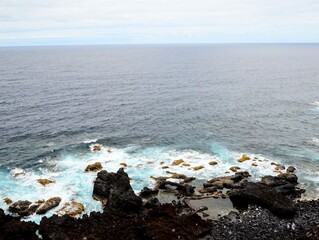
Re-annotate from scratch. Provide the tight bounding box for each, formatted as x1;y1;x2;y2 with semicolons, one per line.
0;0;319;46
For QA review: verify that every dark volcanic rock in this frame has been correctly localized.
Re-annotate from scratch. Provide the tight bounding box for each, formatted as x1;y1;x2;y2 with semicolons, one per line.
36;197;61;215
0;209;38;240
287;166;296;174
209;200;319;240
300;224;319;240
9;200;36;217
39;204;211;240
158;181;195;196
139;187;159;198
228;182;296;217
261;174;305;198
93;168;142;213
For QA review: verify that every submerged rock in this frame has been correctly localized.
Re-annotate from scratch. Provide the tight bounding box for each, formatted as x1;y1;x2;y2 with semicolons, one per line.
3;198;13;205
286;166;296;173
238;155;250;163
172;159;184;165
209;161;218;165
93;168;142;213
192;165;204;171
85;162;102;172
12;169;26;178
274;164;286;171
37;179;55;186
58;201;84;217
36;197;61;215
230;166;240;172
92;145;101;151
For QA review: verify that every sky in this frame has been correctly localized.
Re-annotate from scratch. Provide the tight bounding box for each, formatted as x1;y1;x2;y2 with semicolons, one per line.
0;0;319;46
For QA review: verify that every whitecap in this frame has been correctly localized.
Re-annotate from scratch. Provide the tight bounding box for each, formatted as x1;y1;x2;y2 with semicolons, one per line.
0;144;316;223
311;101;319;107
82;139;98;144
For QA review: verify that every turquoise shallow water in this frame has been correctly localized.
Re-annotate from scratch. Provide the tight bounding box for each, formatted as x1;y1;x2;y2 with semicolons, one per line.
0;44;318;222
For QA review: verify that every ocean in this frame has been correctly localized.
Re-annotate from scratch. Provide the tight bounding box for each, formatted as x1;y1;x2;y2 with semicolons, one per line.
0;44;318;222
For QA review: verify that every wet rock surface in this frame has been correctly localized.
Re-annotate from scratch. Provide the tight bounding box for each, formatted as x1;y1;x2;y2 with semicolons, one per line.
1;168;318;240
229;182;296;217
158;181;195;196
36;197;61;215
84;162;102;172
203;171;250;191
57;201;84;217
9;200;34;217
37;179;55;186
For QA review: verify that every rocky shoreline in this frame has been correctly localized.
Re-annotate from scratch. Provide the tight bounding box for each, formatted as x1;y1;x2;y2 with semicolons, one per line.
0;165;318;240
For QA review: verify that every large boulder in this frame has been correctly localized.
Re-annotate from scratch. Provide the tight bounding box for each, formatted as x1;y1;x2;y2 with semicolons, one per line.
261;173;304;198
228;182;296;217
93;168;142;213
36;197;61;215
58;201;84;217
9;200;34;217
85;162;102;172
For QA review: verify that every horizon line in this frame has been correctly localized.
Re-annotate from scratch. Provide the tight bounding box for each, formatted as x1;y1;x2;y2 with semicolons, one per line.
1;42;319;48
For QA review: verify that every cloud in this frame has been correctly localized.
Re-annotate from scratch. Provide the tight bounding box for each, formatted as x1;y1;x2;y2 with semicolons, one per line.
0;0;318;45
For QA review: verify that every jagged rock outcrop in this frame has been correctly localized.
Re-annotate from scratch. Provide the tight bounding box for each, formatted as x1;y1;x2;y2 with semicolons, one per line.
0;209;38;240
8;200;38;217
39;203;211;240
228;182;296;217
93;168;142;213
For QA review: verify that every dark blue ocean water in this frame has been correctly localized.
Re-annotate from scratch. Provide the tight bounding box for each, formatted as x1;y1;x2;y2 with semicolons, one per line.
1;44;318;165
0;44;319;220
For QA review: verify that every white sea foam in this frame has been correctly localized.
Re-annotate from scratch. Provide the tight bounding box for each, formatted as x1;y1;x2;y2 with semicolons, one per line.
82;139;98;144
311;101;319;107
0;144;317;223
312;137;319;143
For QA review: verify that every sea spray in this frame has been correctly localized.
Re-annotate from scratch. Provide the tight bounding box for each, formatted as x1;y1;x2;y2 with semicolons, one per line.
0;144;319;223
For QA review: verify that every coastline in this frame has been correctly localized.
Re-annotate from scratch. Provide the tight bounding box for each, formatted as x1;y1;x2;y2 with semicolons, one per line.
1;165;318;239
